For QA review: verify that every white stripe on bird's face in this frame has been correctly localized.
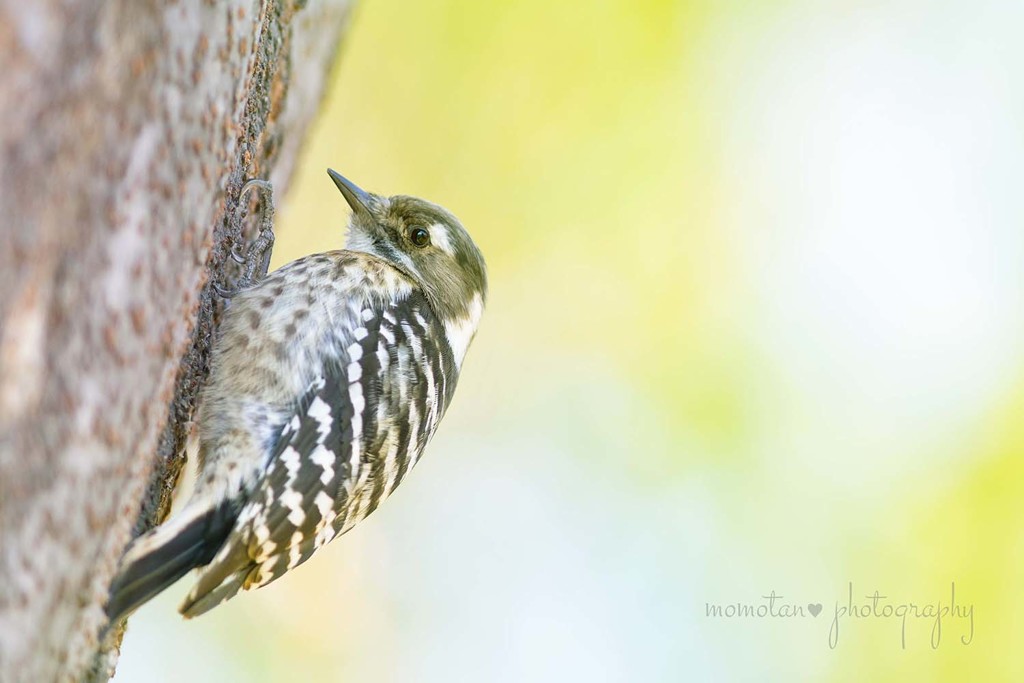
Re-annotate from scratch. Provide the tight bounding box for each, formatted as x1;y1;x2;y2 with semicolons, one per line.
428;223;455;255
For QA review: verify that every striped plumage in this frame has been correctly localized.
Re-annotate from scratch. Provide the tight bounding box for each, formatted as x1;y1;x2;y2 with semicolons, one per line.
107;171;486;621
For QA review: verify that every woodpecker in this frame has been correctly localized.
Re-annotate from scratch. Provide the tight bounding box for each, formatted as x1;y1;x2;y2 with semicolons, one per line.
107;170;486;621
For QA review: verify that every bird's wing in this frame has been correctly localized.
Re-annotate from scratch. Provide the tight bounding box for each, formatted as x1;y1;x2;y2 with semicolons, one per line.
179;290;454;617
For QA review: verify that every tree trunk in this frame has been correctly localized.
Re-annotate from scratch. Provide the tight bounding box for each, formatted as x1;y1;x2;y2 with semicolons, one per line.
0;1;354;680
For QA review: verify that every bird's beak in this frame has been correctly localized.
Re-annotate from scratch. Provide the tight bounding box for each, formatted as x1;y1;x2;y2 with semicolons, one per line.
327;169;373;219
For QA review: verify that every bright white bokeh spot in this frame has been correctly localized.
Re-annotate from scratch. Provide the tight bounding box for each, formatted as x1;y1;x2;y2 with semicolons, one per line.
710;0;1024;487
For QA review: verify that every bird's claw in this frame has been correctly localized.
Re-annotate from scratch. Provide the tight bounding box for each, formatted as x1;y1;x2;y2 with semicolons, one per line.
217;178;276;299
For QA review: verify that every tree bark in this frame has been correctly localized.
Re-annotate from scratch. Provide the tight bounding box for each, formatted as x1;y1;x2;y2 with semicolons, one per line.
0;1;354;680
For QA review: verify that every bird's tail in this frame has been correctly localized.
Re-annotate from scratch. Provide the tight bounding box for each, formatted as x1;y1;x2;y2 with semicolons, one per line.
106;500;237;624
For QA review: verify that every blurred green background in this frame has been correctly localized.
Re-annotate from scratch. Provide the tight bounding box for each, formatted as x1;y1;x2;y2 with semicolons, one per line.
117;0;1024;680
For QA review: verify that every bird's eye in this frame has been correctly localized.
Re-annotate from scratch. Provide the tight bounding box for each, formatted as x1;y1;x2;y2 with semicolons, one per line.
409;227;430;248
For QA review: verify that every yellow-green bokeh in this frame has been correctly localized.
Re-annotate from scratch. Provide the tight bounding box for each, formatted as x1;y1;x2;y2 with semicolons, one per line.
117;1;1024;680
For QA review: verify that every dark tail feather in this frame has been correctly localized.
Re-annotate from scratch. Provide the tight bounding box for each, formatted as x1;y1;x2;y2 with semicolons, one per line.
106;501;237;624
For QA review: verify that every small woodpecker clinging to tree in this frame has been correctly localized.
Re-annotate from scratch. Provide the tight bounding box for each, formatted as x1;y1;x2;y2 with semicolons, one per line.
107;169;487;621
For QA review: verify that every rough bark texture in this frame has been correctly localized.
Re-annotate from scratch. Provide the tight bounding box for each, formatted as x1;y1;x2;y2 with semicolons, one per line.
0;1;354;680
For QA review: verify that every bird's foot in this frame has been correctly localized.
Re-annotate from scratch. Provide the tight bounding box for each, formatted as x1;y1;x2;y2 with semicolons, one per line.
216;178;276;298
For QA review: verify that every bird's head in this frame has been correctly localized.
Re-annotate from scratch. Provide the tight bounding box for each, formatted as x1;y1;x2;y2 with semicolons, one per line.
328;169;487;350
